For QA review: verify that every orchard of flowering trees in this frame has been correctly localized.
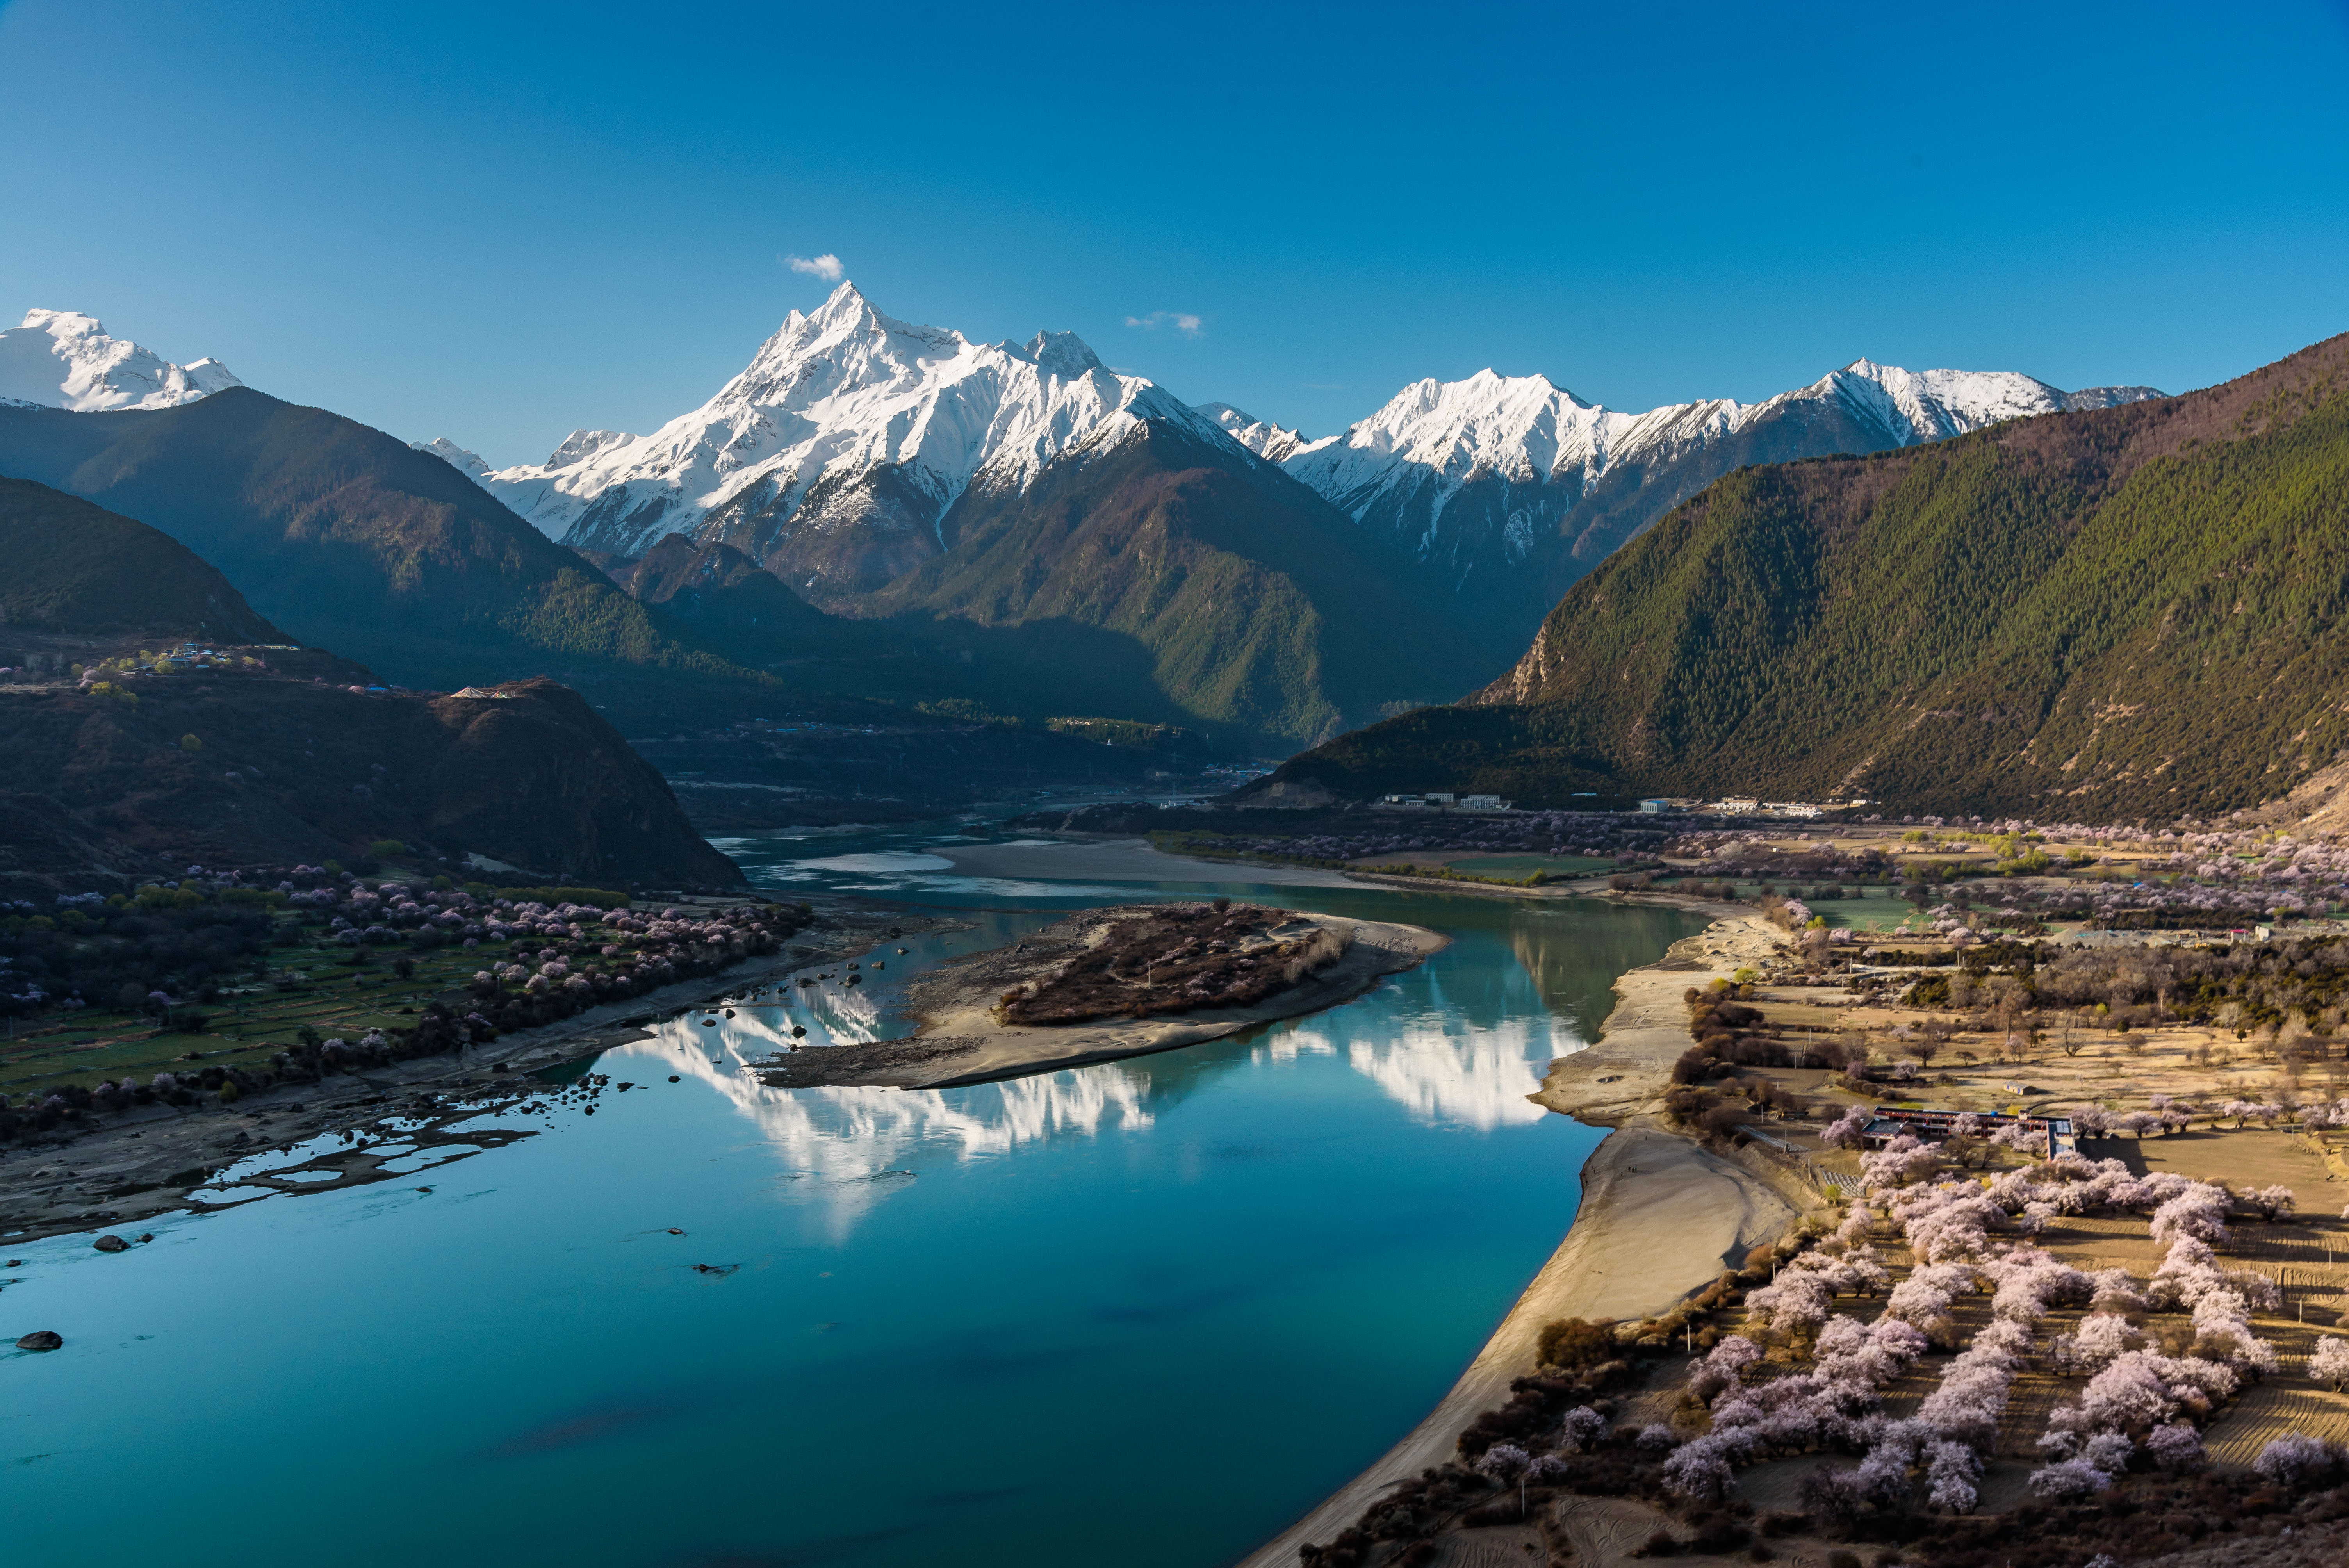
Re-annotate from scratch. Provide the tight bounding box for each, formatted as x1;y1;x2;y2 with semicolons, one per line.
0;861;813;1137
1659;817;2349;931
1636;1115;2342;1529
1307;1141;2349;1566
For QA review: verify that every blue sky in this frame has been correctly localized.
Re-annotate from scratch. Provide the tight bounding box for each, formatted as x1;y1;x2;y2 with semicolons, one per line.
4;0;2346;467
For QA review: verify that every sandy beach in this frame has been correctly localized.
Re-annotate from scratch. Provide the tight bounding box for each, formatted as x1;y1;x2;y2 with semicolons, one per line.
1233;904;1802;1568
1533;905;1779;1123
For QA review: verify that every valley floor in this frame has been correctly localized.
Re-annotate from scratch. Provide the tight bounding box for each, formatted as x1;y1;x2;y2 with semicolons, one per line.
0;895;956;1244
1238;896;2349;1568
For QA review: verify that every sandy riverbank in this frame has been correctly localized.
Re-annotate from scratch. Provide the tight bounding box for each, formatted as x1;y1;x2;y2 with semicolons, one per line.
1234;904;1802;1568
0;896;955;1244
1234;1115;1796;1568
1533;905;1780;1123
757;907;1448;1090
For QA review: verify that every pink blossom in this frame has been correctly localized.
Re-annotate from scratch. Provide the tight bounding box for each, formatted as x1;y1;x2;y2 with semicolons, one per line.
2252;1433;2342;1490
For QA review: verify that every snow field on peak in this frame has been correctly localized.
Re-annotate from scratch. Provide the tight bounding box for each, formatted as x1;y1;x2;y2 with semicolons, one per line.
0;309;241;412
1281;356;2164;525
465;282;1236;554
408;437;490;479
1195;402;1310;463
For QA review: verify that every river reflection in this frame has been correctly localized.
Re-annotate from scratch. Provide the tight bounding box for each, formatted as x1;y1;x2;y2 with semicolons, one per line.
630;882;1631;1228
1;827;1710;1568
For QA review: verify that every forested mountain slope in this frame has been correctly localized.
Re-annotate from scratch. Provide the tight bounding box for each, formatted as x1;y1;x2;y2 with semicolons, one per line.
863;422;1502;745
453;283;1508;749
1265;333;2349;821
0;477;280;643
0;389;782;729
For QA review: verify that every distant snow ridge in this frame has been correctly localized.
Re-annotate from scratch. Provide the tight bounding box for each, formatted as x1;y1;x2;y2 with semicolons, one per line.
409;437;490;479
462;282;1234;556
1194;402;1310;464
0;309;241;412
1280;358;2167;553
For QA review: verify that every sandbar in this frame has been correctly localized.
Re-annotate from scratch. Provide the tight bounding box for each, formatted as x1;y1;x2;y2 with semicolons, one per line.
757;906;1448;1089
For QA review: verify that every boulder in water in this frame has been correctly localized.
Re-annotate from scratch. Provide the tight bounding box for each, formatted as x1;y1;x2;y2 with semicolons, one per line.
16;1330;63;1351
93;1235;130;1253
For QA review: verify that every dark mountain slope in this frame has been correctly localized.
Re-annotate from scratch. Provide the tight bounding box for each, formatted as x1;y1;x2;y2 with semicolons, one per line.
853;424;1510;748
0;476;744;892
610;532;844;662
0;673;742;895
0;390;776;727
1265;333;2349;821
0;476;280;643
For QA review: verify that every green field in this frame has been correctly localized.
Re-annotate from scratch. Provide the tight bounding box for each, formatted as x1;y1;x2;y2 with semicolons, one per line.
0;921;530;1097
1446;855;1616;877
1799;897;1935;933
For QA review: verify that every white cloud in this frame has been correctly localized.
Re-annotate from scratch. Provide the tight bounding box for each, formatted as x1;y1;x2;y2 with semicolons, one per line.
784;252;845;281
1124;310;1203;339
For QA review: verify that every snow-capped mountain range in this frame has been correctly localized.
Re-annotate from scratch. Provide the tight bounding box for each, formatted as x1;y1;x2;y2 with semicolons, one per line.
427;282;2158;629
412;436;490;479
1259;358;2159;628
1195;402;1310;463
1278;357;2158;541
462;283;1232;565
0;310;241;412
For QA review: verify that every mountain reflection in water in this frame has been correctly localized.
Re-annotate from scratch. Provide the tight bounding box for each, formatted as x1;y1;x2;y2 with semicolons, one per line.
0;827;1712;1568
611;878;1698;1236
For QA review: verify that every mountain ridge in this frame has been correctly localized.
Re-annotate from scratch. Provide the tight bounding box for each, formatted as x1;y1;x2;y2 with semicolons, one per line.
468;282;1244;576
0;388;790;731
1270;356;2167;633
424;284;1504;748
1260;331;2348;823
0;309;240;413
0;476;281;643
0;479;741;891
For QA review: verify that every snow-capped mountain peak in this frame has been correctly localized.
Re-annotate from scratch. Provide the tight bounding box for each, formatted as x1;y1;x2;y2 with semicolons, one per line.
462;281;1232;563
1195;401;1310;463
1274;353;2167;623
0;308;242;412
408;437;490;479
1809;358;2069;442
1016;330;1104;377
546;428;632;468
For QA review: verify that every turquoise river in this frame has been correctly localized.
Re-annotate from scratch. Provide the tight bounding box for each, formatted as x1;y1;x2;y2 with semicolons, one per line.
0;826;1704;1567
